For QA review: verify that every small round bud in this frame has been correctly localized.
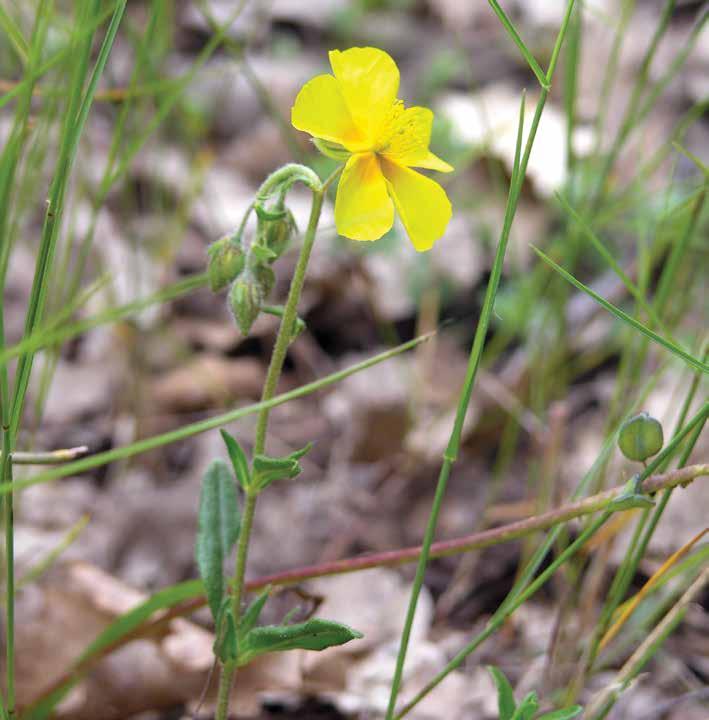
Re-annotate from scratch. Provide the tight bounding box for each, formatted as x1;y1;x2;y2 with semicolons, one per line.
207;234;245;292
229;277;262;336
262;208;297;259
618;412;664;462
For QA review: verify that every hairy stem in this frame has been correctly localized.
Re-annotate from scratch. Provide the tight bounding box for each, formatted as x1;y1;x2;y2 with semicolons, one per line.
213;172;328;720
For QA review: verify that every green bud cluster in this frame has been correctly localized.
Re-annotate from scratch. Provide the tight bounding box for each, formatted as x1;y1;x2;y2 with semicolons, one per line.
207;200;299;337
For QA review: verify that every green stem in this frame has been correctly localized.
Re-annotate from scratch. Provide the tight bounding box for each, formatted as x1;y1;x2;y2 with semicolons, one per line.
214;661;233;720
215;490;257;718
230;493;257;625
253;189;325;455
213;167;329;720
0;444;14;717
384;4;577;716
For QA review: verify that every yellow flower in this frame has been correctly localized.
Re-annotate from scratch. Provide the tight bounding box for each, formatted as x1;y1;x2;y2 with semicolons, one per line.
291;47;453;252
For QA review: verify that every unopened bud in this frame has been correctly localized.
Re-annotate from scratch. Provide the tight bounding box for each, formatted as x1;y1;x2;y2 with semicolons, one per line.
207;234;245;292
261;208;297;259
229;276;262;336
618;412;664;462
228;264;276;336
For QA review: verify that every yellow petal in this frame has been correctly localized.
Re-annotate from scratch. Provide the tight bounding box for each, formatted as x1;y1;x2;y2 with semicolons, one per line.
380;158;452;252
335;153;394;241
329;47;399;144
414;150;454;173
381;106;453;172
291;73;365;150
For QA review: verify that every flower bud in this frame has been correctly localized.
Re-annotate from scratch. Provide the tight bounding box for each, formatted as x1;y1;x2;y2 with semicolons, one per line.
207;234;245;292
264;208;297;258
229;276;262;336
228;264;276;336
618;412;664;462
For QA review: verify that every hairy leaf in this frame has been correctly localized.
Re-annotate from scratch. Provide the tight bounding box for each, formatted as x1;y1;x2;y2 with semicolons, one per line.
195;460;240;620
238;618;362;666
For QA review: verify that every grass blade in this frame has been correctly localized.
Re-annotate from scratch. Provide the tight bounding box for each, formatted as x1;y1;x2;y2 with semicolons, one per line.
0;273;207;365
0;5;29;64
3;332;435;495
554;192;669;334
532;247;708;374
488;1;550;89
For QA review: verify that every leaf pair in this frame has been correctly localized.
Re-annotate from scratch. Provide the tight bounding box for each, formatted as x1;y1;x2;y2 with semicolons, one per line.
196;432;361;666
213;585;362;665
252;443;312;491
220;428;311;492
197;430;310;625
488;666;582;720
608;474;655;512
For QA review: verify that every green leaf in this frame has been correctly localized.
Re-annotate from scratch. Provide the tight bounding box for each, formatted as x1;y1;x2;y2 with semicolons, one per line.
511;692;539;720
537;706;583;720
252;443;312;491
487;666;517;720
238;618;363;666
554;192;668;334
220;429;251;489
195;460;240;620
239;589;270;637
532;246;709;375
